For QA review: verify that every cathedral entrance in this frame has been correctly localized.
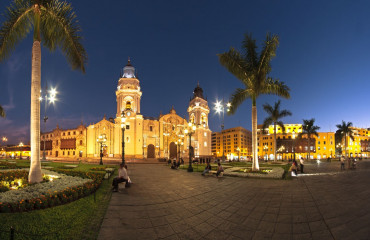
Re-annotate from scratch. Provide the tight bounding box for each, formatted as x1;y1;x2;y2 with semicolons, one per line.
147;144;155;158
169;142;177;159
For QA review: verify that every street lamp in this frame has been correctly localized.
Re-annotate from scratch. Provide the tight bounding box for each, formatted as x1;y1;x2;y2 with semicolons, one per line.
121;111;126;165
96;134;107;165
184;122;196;172
39;83;57;161
19;142;24;159
237;147;240;161
263;145;268;161
214;99;231;162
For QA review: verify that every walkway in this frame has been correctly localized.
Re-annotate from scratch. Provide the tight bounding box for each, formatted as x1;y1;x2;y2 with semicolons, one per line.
98;160;370;240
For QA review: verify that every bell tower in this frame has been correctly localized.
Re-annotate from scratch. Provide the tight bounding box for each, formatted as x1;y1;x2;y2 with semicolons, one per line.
187;82;212;157
116;58;142;117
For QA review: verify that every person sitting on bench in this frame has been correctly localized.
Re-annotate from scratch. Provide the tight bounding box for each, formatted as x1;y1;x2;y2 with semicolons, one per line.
216;162;224;177
112;164;128;192
202;162;212;176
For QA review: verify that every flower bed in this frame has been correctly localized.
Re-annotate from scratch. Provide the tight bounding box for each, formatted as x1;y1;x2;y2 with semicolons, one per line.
0;170;29;192
90;167;106;171
0;169;104;213
224;167;284;179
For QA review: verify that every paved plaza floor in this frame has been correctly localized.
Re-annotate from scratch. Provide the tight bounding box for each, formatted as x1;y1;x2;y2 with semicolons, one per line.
98;160;370;240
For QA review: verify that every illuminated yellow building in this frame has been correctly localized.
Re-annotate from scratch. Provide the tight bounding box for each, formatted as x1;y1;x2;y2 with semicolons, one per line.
41;60;212;161
3;143;31;159
336;127;370;158
211;127;252;160
258;124;336;160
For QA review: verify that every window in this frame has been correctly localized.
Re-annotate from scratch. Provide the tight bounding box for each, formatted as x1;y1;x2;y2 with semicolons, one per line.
318;147;320;150
73;151;75;155
68;132;70;136
324;141;326;145
80;140;83;145
318;141;320;145
56;140;59;145
63;133;65;136
150;126;153;131
204;132;207;137
73;131;76;135
68;151;70;155
80;131;83;134
204;141;207;147
126;125;130;130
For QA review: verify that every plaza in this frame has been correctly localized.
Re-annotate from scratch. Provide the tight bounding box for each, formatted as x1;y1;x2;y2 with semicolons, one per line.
98;160;370;240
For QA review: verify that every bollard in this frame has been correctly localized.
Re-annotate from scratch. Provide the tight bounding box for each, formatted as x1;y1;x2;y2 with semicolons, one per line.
10;226;14;240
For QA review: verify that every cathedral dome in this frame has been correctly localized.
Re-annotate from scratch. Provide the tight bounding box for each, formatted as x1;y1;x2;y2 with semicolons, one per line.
192;82;204;100
122;58;135;78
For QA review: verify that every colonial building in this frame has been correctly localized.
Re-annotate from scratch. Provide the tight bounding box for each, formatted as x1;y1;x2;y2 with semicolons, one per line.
41;60;212;160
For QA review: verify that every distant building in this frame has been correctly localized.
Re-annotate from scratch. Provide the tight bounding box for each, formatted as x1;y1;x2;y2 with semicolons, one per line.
41;60;212;161
211;126;252;160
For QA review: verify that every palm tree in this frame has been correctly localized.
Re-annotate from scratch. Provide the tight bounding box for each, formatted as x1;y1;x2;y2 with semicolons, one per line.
0;0;87;183
336;121;354;168
218;33;290;171
298;118;320;160
262;100;292;162
0;105;5;118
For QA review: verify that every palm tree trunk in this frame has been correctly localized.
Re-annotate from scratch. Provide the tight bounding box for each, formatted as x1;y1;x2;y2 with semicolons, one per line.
273;123;276;162
307;137;310;160
252;105;259;171
29;40;42;183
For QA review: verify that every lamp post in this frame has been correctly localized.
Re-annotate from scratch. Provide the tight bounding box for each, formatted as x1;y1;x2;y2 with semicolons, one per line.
292;130;296;161
184;122;196;172
214;100;231;162
19;142;24;159
121;111;126;165
263;145;268;161
237;147;240;161
97;134;107;165
39;83;57;161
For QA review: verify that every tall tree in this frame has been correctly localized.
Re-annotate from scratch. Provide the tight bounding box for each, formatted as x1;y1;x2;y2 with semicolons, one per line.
0;105;5;118
0;0;87;183
336;121;354;169
298;118;320;160
218;33;290;171
262;100;292;162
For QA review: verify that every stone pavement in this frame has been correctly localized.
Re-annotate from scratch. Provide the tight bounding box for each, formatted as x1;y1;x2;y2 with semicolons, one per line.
98;160;370;240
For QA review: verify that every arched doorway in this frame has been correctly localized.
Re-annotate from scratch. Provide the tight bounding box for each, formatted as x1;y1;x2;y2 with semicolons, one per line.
169;142;177;159
147;144;155;158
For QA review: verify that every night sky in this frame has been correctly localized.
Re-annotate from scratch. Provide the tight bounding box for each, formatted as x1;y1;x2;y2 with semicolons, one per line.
1;0;370;145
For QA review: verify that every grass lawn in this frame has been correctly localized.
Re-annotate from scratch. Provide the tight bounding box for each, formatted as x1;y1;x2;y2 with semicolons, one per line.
0;159;117;240
176;161;292;180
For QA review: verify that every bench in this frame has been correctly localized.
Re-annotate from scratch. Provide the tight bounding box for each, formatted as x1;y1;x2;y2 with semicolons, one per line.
104;168;115;180
207;170;223;177
118;182;126;190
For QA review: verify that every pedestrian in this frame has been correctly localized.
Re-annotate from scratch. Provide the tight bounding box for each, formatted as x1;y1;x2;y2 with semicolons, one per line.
300;157;305;173
291;159;298;176
340;156;345;170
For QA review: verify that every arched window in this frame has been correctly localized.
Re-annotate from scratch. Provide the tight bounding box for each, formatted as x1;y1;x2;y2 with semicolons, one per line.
190;114;195;124
126;101;132;110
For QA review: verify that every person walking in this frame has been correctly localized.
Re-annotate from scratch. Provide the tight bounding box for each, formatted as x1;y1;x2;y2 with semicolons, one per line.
340;156;345;170
291;159;298;176
300;157;305;174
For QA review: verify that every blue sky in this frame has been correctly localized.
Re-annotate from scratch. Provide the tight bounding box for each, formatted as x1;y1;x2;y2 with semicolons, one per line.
1;0;370;144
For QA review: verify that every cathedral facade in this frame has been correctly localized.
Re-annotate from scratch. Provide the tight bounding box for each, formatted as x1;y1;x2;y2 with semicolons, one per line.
41;60;212;160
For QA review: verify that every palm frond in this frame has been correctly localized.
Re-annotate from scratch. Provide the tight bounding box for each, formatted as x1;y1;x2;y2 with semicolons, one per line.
276;121;285;133
0;105;5;118
279;109;292;118
262;102;274;115
257;33;279;75
0;0;33;62
40;0;87;72
228;88;252;115
217;48;248;83
261;78;290;99
261;116;273;134
242;33;258;71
